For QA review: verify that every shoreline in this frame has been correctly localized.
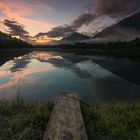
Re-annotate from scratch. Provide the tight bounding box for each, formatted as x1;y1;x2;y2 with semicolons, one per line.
0;47;140;58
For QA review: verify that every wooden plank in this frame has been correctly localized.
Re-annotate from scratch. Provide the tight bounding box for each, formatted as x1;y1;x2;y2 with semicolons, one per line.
43;93;88;140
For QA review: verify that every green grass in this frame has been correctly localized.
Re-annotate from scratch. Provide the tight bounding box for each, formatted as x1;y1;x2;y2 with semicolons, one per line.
0;99;53;140
1;97;140;140
81;102;140;140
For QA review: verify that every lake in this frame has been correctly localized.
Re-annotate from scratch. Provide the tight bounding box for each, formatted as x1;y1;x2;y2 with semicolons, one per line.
0;50;140;103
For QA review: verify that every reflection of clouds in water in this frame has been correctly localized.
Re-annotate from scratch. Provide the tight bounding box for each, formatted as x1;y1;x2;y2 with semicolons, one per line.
55;54;140;102
46;56;112;80
0;62;55;89
76;60;111;79
33;52;140;102
0;53;56;91
10;59;30;72
5;51;62;73
0;70;11;78
0;53;31;73
31;52;63;61
1;51;140;103
77;58;140;103
0;72;36;90
5;52;62;73
32;52;115;80
47;58;92;79
31;52;92;79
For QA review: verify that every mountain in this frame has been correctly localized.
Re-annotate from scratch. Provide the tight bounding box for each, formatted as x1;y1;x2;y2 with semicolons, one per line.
0;31;12;41
92;11;140;42
50;32;90;45
0;31;31;48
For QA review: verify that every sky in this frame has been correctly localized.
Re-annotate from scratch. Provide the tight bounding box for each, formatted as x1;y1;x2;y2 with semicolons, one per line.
0;0;140;44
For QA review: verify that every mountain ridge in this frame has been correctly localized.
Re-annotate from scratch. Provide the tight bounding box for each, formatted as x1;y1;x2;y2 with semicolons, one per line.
49;32;90;45
0;31;31;48
92;11;140;42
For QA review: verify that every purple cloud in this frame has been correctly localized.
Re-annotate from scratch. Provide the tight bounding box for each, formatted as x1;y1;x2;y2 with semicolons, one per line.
3;19;29;37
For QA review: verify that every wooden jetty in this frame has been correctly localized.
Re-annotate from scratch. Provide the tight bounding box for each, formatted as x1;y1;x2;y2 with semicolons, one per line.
43;93;88;140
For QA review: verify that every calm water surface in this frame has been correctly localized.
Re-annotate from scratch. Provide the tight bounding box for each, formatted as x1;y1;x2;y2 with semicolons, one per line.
0;51;140;103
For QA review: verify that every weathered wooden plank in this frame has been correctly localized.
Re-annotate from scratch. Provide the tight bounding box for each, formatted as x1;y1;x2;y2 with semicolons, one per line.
43;93;88;140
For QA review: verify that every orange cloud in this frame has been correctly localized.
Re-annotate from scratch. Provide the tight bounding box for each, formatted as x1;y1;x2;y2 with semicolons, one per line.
0;0;54;35
33;36;62;44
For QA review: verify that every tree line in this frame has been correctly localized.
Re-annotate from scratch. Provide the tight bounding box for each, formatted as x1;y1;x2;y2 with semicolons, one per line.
54;38;140;53
0;32;32;49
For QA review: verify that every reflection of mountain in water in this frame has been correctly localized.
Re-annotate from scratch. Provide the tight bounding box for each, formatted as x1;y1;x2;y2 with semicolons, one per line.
30;52;140;102
89;55;140;85
92;74;140;103
1;51;140;103
0;50;31;67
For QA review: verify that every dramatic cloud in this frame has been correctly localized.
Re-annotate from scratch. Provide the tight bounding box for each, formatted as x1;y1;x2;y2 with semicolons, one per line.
35;32;49;38
38;0;140;39
36;0;140;39
3;19;29;37
0;0;54;35
71;13;96;29
36;13;95;38
35;25;75;38
1;0;140;43
95;0;140;17
45;25;76;38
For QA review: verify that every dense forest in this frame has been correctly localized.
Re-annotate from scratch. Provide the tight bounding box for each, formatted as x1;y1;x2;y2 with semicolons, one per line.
53;38;140;53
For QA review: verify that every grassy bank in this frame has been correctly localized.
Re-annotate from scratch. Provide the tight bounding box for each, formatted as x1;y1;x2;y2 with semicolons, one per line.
1;98;140;140
0;99;53;140
81;101;140;140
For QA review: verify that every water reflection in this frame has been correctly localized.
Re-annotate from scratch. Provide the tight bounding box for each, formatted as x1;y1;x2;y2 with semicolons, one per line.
0;51;140;103
87;55;140;85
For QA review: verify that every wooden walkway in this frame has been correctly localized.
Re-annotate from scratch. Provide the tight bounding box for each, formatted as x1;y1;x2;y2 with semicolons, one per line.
43;93;88;140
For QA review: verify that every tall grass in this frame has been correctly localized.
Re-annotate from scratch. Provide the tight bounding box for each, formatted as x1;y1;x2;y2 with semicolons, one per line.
0;78;54;140
81;101;140;140
0;96;53;140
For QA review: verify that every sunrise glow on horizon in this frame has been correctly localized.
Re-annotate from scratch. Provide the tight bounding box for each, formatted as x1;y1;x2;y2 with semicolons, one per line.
0;0;140;44
0;0;112;44
0;0;92;43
